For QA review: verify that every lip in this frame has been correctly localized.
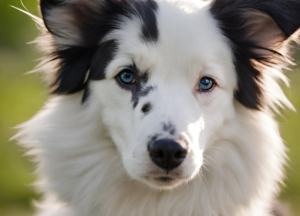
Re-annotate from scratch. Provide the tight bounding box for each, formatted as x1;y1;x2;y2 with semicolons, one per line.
143;176;188;189
156;177;174;182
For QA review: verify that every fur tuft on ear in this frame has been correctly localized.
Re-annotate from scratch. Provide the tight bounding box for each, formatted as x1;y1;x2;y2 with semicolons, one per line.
210;0;300;110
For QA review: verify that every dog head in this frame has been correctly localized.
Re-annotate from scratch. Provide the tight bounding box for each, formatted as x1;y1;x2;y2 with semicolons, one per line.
38;0;300;189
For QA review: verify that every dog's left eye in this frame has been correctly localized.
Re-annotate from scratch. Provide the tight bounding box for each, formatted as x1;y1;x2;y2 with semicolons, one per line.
118;70;136;84
198;77;215;91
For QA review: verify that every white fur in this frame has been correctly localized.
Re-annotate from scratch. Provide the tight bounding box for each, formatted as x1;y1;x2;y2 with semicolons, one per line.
16;0;292;215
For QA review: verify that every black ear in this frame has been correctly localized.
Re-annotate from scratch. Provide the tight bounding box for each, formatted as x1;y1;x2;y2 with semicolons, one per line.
210;0;300;110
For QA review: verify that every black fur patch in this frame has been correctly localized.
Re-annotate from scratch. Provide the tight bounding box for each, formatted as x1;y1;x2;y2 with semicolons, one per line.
133;85;155;108
50;47;93;94
210;0;300;110
40;0;63;7
82;86;90;104
40;0;159;98
162;122;176;135
141;103;152;114
133;0;159;42
149;134;161;143
132;72;155;108
89;40;118;80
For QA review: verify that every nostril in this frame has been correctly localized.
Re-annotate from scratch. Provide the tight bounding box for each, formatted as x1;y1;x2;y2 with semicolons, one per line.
151;149;164;158
174;149;187;159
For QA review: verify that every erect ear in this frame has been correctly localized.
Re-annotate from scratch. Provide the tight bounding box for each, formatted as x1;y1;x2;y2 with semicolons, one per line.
210;0;300;110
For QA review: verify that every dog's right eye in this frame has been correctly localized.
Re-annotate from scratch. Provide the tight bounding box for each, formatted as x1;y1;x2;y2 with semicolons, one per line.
117;70;136;84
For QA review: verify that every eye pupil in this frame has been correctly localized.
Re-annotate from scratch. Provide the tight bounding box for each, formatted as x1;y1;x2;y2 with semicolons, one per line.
199;77;214;91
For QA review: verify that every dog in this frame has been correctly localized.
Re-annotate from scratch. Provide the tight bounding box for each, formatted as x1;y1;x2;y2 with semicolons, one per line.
15;0;300;215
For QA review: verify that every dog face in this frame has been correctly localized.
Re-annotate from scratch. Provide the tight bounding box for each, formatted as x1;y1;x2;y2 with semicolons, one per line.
38;0;300;189
91;2;236;189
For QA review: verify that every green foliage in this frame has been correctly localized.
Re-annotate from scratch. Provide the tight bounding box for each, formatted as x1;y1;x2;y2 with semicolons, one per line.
0;0;299;215
0;1;46;214
278;71;300;216
0;50;46;206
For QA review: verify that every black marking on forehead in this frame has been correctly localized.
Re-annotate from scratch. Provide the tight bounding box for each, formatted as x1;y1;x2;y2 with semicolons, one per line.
162;122;176;135
71;0;159;47
133;0;159;42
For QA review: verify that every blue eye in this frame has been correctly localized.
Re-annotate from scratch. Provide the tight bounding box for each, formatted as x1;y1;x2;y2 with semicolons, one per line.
199;77;215;91
118;70;135;84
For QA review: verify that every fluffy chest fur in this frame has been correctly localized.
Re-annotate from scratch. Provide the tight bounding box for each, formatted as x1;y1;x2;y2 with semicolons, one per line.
16;0;300;215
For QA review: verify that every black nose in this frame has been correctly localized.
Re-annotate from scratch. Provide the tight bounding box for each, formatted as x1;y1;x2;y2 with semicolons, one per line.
148;139;187;171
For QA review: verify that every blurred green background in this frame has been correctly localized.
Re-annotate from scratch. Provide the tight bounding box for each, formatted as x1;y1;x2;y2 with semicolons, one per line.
0;0;299;216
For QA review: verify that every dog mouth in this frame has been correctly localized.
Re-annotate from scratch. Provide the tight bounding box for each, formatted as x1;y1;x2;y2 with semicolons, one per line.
143;175;188;189
156;177;173;182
